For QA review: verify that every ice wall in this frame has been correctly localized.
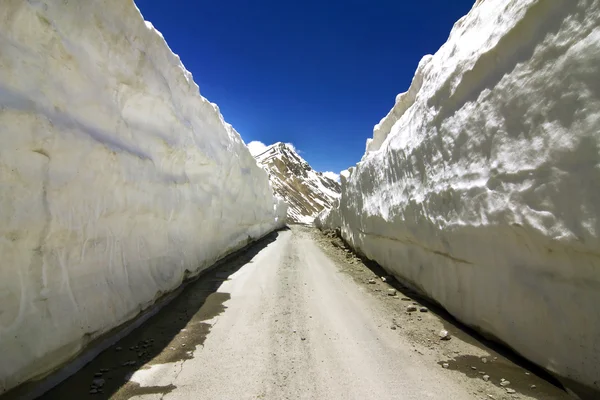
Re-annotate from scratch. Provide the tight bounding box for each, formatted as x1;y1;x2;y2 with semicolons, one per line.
318;0;600;394
0;0;282;393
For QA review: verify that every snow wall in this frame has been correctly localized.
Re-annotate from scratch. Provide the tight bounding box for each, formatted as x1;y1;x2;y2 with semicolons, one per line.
0;0;285;393
318;0;600;395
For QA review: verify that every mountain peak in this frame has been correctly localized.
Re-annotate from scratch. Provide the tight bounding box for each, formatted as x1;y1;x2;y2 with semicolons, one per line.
253;143;340;224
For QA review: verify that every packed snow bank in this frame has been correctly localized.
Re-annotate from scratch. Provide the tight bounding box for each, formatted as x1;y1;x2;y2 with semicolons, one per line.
0;0;282;394
274;195;289;226
319;0;600;394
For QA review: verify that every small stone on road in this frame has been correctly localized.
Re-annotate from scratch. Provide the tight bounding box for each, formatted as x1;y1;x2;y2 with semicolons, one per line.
439;330;451;340
92;379;105;387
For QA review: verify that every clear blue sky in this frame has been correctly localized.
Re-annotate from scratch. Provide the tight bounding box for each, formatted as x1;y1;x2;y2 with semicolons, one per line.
136;0;474;174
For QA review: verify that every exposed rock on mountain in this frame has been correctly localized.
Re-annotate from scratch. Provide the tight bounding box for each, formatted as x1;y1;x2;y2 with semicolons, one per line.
255;143;340;224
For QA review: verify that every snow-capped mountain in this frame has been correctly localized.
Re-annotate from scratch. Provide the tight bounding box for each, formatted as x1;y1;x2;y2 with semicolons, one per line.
255;143;341;224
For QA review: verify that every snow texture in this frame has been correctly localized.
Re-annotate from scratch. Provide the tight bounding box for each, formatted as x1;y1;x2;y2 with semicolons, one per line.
255;143;340;224
318;0;600;394
0;0;284;393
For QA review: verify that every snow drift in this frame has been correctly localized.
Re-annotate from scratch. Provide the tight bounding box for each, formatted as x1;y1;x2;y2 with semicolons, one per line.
318;0;600;394
0;0;284;393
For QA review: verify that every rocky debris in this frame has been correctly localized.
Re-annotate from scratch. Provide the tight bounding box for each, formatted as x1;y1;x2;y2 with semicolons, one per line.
387;289;397;296
530;385;536;389
500;380;511;387
92;378;105;387
94;372;102;377
301;337;306;341
419;307;428;312
439;330;451;340
506;388;516;394
406;305;418;312
89;376;106;395
315;228;563;398
115;347;122;351
368;279;376;284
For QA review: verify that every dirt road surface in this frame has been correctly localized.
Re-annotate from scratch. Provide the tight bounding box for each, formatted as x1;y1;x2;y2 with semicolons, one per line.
42;226;569;400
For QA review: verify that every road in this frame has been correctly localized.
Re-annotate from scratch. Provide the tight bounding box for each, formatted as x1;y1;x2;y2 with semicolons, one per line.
42;226;568;400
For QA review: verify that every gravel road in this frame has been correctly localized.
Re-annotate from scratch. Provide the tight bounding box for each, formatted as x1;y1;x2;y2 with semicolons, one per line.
41;226;570;400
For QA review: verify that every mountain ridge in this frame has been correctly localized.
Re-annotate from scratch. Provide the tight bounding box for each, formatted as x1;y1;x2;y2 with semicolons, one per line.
255;142;340;224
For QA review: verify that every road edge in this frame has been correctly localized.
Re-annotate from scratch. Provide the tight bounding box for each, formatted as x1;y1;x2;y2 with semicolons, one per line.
3;227;288;400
